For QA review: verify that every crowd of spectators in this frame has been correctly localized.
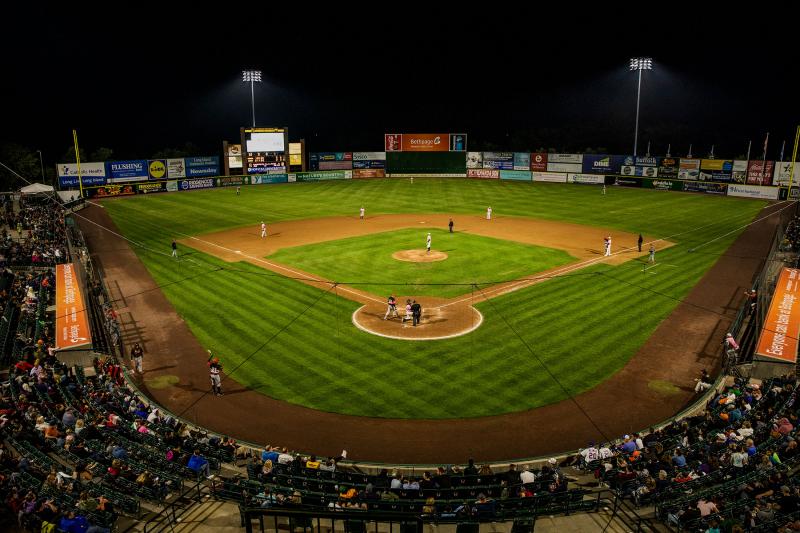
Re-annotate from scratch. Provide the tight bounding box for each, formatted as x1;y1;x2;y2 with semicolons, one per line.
1;196;67;268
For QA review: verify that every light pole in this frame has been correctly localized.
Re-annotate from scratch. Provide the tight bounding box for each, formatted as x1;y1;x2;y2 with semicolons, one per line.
242;70;262;127
629;57;652;157
35;150;45;182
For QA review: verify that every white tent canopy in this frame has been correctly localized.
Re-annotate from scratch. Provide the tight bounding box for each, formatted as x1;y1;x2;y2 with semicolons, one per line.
19;182;55;194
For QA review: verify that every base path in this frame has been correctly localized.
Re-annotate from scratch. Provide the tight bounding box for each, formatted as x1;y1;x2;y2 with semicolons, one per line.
77;203;781;464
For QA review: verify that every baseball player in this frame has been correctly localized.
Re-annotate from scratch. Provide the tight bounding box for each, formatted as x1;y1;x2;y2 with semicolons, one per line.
602;184;606;195
648;243;655;263
359;207;365;220
260;221;267;238
449;218;454;233
486;206;492;220
171;240;178;258
403;299;413;323
426;232;432;253
236;186;240;196
207;350;223;396
384;295;399;320
603;236;611;257
131;343;144;374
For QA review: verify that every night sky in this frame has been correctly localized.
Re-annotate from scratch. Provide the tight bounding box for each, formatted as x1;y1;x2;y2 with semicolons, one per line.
3;6;798;166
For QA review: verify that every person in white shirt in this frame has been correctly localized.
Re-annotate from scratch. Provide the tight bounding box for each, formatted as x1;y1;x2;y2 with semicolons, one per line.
260;221;267;238
580;444;600;463
359;207;365;220
520;467;535;484
486;206;492;220
426;233;431;253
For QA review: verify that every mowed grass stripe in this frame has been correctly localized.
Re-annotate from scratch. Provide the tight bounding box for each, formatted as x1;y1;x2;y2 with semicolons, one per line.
103;179;767;418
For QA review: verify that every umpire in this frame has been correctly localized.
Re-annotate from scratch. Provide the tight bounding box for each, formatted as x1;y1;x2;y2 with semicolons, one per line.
411;300;422;326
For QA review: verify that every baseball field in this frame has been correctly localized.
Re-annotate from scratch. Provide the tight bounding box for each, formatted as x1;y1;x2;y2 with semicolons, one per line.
99;178;766;422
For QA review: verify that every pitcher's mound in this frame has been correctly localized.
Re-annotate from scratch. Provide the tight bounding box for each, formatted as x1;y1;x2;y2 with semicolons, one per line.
392;249;448;262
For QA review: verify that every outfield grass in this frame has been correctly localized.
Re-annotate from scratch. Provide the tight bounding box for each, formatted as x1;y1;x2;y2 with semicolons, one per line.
102;179;767;418
268;228;575;298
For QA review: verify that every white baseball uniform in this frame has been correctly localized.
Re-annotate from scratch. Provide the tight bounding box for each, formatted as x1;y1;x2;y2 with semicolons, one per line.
487;207;492;220
604;237;611;257
426;234;431;252
261;223;267;238
649;245;655;263
360;207;365;219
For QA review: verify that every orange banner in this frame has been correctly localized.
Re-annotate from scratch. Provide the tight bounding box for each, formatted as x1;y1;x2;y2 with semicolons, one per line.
401;133;449;152
56;263;92;350
755;267;800;363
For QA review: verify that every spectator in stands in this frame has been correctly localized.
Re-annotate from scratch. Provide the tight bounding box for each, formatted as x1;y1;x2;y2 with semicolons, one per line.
464;458;478;476
520;466;535;485
188;449;211;479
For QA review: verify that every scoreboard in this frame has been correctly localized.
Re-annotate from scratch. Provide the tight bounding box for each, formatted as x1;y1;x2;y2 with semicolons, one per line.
241;127;288;174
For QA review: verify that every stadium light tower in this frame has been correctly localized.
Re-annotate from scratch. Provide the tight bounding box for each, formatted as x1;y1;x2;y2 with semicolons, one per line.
242;70;262;127
629;57;652;157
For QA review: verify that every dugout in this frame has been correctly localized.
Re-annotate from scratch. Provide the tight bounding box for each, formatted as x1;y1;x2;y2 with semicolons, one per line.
386;152;466;176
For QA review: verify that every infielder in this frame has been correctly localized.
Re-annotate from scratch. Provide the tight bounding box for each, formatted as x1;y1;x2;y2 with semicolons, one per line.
603;236;611;257
207;350;223;396
426;232;432;253
648;243;655;263
359;207;365;220
260;221;267;238
486;206;492;220
384;295;399;320
171;240;178;258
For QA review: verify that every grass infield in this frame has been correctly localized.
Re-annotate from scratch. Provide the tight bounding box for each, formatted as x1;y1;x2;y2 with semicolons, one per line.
103;179;767;419
268;228;575;298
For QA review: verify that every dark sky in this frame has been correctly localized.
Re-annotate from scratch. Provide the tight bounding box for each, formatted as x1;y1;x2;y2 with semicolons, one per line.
3;5;798;165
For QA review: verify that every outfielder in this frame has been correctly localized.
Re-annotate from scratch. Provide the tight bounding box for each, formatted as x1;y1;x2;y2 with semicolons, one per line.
384;295;399;320
359;207;365;220
426;232;432;253
486;206;492;220
260;221;267;238
207;350;223;396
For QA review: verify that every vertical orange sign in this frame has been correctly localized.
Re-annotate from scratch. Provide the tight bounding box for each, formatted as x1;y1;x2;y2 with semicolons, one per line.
55;263;92;350
755;267;800;363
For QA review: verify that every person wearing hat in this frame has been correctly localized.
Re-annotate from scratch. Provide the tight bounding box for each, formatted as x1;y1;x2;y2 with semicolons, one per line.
207;350;223;396
426;232;432;253
694;369;712;393
411;300;422;327
131;343;144;375
384;295;399;320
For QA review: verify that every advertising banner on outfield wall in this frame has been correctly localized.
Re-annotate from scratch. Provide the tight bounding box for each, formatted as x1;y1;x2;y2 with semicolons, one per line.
450;134;467;151
658;158;679;178
353;169;387;178
319;161;353;170
547;162;582;173
353;160;386;169
89;184;137;197
634;156;659;167
530;153;548;171
700;159;733;171
727;184;780;200
179;178;215;191
683;181;727;194
548;153;583;164
167;158;186;178
615;177;642;187
747;160;775;185
108;160;148;182
185;156;220;177
55;263;92;351
400;133;449;152
147;159;167;180
532;172;567;183
513;153;530;171
57;162;107;187
499;170;532;181
353;152;386;161
217;176;247;187
678;159;701;180
137;182;166;194
166;181;179;192
568;174;605;184
250;174;288;184
294;170;351;182
732;160;748;183
582;155;624;175
466;152;483;169
643;178;682;191
313;152;352;161
482;152;514;170
755;267;800;364
773;162;800;186
467;169;499;179
620;165;658;177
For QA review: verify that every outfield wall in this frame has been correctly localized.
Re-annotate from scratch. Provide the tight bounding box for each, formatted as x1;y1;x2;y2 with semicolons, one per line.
78;168;783;201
